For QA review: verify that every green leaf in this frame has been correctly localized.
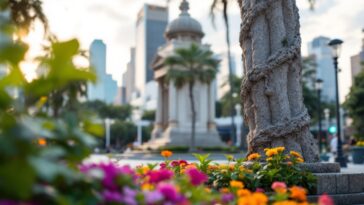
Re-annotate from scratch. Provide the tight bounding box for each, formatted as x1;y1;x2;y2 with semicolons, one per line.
0;160;36;199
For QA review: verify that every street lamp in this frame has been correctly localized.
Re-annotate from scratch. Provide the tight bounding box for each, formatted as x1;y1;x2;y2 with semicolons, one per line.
315;78;323;154
105;118;115;153
328;38;347;167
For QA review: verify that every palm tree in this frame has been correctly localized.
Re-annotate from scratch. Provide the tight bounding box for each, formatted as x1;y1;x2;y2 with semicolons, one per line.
164;44;219;151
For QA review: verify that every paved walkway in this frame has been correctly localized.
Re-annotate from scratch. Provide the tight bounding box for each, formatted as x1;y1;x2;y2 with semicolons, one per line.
85;152;364;173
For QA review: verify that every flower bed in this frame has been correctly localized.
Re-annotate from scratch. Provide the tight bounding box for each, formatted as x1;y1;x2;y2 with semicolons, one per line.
0;147;334;205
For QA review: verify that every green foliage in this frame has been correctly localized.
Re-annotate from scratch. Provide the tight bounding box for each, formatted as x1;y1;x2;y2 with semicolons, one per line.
164;43;219;88
0;2;102;202
141;109;155;121
219;75;241;116
83;100;132;120
110;120;136;148
344;69;364;140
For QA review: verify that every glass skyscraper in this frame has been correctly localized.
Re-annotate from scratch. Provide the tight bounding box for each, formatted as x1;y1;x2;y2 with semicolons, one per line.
134;4;168;99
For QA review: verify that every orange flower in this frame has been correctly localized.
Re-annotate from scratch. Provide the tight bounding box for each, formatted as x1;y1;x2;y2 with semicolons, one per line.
287;161;293;166
220;188;230;193
230;180;244;189
237;189;251;197
161;150;173;158
252;192;269;205
273;200;299;205
290;186;307;201
38;138;47;146
290;151;302;158
248;153;261;161
265;149;278;157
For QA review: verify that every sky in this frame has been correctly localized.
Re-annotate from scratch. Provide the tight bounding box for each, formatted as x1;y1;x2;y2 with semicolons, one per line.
23;0;364;102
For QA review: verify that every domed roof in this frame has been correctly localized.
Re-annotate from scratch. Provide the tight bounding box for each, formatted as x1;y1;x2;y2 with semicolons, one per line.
165;0;204;39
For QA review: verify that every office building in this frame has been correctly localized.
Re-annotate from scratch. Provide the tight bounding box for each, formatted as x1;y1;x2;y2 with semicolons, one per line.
134;4;168;106
308;36;336;102
87;40;118;104
351;29;364;81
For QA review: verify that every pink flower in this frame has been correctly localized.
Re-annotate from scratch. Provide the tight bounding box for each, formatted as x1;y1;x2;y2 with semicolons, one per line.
148;169;174;183
271;182;287;191
255;188;265;193
319;193;334;205
186;168;208;186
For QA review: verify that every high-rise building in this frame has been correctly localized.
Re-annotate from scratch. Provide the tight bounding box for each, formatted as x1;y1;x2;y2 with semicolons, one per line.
134;4;168;103
87;40;118;104
122;47;136;104
350;29;364;81
308;36;336;102
216;52;237;99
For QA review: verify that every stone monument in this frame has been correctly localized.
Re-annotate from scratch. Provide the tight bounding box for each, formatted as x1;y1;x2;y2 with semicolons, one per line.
144;0;224;149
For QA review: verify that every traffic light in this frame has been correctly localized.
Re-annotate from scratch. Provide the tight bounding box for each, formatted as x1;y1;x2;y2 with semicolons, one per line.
328;126;337;134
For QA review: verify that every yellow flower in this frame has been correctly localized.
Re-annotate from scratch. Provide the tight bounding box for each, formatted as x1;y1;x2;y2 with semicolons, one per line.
205;188;211;193
266;148;278;157
276;147;285;152
237;189;251;197
219;164;229;169
290;151;302;158
161;150;173;158
230;180;244;189
140;166;150;174
296;157;304;163
141;183;154;191
266;157;273;162
248;153;261;161
290;186;307;201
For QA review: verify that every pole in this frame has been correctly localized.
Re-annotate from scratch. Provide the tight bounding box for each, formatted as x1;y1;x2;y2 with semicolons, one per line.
333;57;347;167
105;118;111;151
317;89;322;154
137;121;142;146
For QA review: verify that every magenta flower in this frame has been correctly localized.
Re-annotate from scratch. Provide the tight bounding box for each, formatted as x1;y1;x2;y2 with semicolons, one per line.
271;181;287;190
157;183;181;202
101;190;123;202
148;169;174;183
171;160;180;167
222;193;235;203
185;168;208;186
80;163;136;190
144;190;164;204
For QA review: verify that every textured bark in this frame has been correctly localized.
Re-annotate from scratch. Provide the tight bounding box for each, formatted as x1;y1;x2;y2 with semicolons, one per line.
238;0;319;162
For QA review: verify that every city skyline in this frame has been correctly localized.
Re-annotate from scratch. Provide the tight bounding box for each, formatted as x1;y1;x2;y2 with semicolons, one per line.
22;0;364;102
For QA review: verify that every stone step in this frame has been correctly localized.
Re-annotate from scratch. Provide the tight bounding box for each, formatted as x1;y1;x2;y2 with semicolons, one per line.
308;193;364;205
316;173;364;195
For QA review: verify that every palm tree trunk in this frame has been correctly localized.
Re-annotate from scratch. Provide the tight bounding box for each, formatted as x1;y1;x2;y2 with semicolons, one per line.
222;0;237;145
238;0;319;162
188;81;197;152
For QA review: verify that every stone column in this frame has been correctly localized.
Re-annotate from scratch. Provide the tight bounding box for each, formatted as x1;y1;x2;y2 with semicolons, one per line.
151;80;163;139
208;82;216;130
168;81;178;127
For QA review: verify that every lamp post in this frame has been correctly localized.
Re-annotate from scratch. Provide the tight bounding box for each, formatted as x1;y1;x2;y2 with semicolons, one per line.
105;118;115;153
315;78;323;154
328;38;347;167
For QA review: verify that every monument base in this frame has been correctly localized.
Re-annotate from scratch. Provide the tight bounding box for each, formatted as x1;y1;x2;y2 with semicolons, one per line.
143;127;226;150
